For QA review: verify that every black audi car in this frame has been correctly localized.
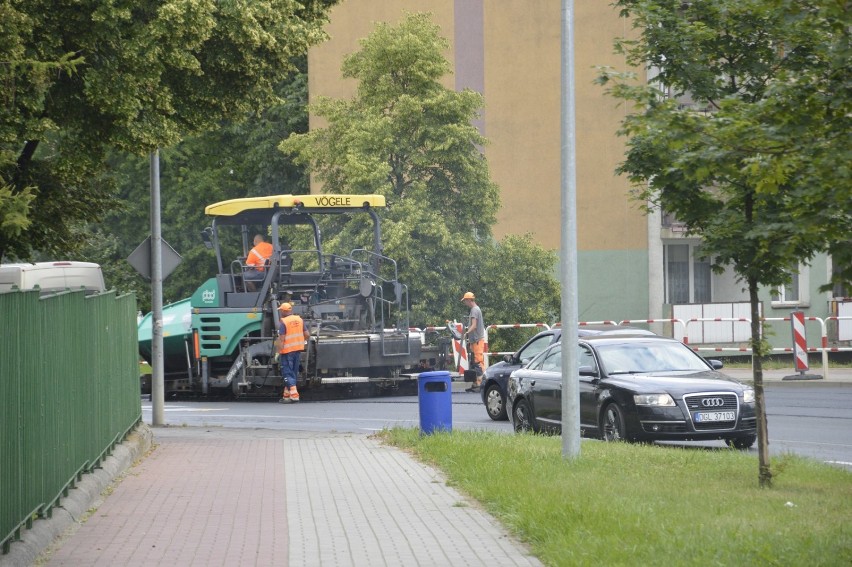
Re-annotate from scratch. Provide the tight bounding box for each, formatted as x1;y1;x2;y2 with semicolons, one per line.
507;335;757;448
480;325;654;421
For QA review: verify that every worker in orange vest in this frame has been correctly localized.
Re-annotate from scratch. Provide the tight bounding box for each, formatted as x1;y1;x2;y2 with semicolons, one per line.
247;234;273;270
277;302;310;403
244;234;273;289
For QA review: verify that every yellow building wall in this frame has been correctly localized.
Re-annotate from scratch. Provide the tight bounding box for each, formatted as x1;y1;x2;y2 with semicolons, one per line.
308;1;456;121
307;1;646;253
577;4;645;252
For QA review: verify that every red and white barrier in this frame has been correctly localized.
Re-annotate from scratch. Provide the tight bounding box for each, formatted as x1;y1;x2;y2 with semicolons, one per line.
790;311;809;372
618;318;687;340
451;321;470;375
411;316;852;380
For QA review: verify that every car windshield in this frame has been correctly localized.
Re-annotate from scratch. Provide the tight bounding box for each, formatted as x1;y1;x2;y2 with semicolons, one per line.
519;334;555;365
596;341;710;375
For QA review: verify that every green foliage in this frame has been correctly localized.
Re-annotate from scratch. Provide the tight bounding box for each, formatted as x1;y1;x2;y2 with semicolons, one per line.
599;0;851;485
0;184;34;236
475;234;561;352
281;12;560;327
0;0;335;262
382;428;852;566
82;62;313;312
599;0;851;293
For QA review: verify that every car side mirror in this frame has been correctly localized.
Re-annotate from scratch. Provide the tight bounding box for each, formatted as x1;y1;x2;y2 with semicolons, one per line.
579;365;597;377
503;354;513;364
708;359;724;370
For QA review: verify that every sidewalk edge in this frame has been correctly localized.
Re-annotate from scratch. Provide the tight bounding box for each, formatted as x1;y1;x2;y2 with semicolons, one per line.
0;423;154;567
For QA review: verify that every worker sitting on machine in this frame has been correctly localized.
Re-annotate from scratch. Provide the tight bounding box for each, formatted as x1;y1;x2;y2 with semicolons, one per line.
244;234;273;290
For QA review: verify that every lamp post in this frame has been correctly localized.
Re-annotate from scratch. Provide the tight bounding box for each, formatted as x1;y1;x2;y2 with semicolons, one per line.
150;150;165;426
560;0;581;459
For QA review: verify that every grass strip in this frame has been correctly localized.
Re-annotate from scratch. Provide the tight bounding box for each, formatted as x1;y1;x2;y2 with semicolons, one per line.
381;429;851;566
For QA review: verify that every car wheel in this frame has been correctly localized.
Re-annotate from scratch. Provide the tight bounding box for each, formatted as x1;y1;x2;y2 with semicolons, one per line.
601;403;626;442
513;399;536;433
725;436;756;450
484;384;507;421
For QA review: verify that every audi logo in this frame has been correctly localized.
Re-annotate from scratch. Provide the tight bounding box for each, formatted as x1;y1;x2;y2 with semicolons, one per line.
701;397;725;408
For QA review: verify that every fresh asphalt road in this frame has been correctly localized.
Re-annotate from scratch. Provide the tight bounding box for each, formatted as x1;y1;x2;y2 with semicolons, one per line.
142;383;852;470
143;389;512;434
758;383;852;468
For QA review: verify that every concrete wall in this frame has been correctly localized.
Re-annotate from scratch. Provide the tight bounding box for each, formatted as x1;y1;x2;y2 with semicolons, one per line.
579;249;649;321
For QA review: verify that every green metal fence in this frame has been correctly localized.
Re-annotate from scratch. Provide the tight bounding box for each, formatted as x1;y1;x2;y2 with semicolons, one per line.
0;289;141;554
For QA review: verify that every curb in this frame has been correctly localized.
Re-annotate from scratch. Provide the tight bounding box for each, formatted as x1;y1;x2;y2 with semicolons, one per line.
0;423;154;567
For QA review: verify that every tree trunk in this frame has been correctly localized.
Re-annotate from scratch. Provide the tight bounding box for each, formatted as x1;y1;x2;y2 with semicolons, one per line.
749;276;772;488
14;139;39;191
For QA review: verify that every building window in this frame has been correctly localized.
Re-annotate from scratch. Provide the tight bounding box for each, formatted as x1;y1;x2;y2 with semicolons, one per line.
666;244;689;303
693;248;711;303
773;264;809;307
665;243;712;304
781;271;799;302
831;255;849;299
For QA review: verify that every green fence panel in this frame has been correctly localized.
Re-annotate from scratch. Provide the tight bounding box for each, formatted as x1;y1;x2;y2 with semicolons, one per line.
0;291;33;551
1;289;141;554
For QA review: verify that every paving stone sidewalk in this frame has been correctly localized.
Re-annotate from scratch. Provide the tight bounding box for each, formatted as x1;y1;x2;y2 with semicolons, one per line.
38;427;541;567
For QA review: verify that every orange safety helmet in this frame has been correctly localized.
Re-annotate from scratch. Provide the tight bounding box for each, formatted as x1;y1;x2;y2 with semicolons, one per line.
278;302;293;312
460;291;475;301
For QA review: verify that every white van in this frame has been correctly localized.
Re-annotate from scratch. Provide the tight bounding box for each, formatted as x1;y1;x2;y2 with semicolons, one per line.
0;261;106;295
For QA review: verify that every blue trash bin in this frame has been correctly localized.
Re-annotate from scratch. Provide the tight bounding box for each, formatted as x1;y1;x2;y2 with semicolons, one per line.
418;371;452;434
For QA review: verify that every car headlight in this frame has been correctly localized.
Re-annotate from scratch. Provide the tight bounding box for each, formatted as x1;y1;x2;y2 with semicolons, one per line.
743;388;755;404
634;393;676;406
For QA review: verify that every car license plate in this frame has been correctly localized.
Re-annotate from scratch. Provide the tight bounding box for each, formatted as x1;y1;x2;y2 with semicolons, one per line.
694;411;735;423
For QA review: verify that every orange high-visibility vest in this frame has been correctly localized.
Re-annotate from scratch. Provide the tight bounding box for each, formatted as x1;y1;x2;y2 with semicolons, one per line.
247;242;273;270
279;315;306;354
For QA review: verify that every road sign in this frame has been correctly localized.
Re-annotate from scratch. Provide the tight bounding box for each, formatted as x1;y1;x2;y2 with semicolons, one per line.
127;236;182;280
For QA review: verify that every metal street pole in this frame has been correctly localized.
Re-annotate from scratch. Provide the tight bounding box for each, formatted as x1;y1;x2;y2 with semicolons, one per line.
561;0;581;459
150;150;165;426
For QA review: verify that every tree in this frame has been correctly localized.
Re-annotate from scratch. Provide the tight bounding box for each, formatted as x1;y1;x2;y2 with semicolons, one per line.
83;63;313;313
0;0;335;262
598;0;851;487
477;234;561;352
280;12;560;326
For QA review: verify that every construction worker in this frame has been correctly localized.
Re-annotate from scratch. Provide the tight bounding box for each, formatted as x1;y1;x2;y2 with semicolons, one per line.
277;302;309;403
248;234;273;269
244;234;273;289
461;291;485;392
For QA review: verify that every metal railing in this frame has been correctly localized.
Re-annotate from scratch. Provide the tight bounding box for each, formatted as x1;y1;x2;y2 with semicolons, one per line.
1;289;141;554
410;315;852;378
679;316;852;379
